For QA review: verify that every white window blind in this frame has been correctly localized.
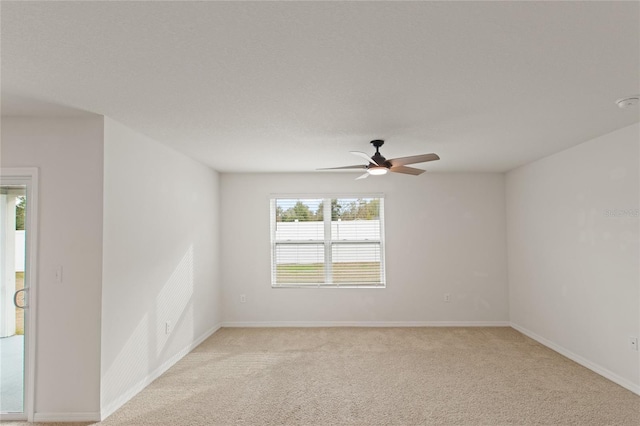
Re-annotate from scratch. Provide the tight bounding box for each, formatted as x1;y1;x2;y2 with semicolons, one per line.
270;197;385;288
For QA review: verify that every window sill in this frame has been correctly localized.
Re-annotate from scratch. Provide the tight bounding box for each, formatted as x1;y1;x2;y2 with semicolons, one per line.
271;284;386;289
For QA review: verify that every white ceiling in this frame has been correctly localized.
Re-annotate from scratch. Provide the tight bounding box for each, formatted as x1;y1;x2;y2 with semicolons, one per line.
1;1;638;173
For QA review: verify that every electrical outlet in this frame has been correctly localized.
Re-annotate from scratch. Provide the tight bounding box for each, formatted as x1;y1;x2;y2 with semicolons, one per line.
165;321;172;335
444;293;451;303
629;336;638;351
55;266;63;284
240;294;246;303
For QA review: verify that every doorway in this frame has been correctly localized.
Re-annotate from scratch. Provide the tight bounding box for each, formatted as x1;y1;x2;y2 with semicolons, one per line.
0;169;37;421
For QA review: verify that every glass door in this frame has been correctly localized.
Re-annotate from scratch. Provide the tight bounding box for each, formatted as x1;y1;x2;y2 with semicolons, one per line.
0;182;29;420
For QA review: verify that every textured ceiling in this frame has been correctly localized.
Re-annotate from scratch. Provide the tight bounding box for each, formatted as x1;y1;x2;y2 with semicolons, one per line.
1;1;638;173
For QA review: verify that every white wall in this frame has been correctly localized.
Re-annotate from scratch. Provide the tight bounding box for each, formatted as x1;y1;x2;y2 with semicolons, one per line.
221;172;508;324
1;117;105;416
101;118;221;416
506;123;640;392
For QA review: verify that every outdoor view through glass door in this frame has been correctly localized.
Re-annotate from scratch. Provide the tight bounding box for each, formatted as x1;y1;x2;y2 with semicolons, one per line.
0;184;27;417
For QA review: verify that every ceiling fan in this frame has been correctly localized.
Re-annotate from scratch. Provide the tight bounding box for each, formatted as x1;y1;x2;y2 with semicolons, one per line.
319;140;440;179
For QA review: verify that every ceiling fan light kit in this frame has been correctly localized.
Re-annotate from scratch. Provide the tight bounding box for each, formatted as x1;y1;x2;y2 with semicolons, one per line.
319;139;440;180
367;166;388;176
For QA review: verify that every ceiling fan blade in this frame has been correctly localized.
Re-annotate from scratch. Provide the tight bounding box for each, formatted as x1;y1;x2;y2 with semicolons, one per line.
388;153;440;167
317;165;367;170
355;172;369;180
389;165;426;176
350;151;379;166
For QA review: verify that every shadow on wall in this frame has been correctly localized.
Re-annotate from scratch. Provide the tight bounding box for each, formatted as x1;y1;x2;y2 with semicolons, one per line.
102;245;195;401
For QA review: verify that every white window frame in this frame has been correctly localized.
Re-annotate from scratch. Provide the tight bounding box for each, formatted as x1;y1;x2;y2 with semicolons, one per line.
270;194;386;288
0;168;38;422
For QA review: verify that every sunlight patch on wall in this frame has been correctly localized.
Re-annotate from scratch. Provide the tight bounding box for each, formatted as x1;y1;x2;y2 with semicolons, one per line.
102;313;149;405
156;245;194;356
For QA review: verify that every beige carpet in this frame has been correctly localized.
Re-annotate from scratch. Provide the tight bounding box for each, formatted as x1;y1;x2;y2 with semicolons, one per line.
4;327;640;425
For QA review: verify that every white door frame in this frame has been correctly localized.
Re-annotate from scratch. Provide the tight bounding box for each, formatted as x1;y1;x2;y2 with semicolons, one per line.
0;168;38;422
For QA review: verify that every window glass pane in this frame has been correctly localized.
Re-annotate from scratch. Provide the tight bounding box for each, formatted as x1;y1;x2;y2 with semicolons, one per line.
274;244;325;284
331;198;380;241
331;220;380;241
332;244;382;285
332;198;380;221
275;198;323;241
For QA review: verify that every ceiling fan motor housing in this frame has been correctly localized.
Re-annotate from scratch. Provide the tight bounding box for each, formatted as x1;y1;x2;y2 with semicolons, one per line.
370;140;389;167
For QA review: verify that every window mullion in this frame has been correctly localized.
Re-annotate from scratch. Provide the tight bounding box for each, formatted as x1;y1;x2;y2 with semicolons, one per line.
323;198;332;284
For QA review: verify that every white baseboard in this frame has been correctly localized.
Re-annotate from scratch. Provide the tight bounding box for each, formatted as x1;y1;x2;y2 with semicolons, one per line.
222;321;510;327
100;322;222;421
0;413;27;422
510;322;640;396
33;412;101;422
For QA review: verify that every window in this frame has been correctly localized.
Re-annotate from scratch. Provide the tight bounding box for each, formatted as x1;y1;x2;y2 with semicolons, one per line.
270;196;385;288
